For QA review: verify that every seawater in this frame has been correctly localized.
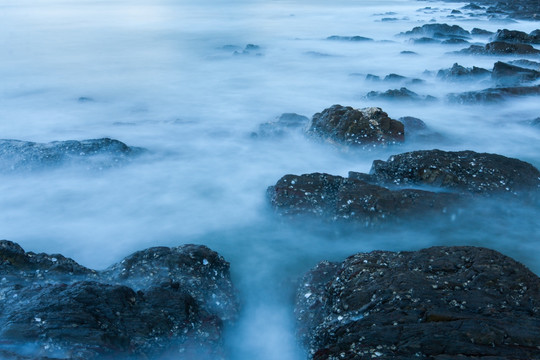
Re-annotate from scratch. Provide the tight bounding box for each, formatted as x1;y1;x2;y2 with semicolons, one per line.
0;0;539;358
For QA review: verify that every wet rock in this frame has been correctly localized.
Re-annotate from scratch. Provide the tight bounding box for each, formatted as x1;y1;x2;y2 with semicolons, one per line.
252;113;310;138
365;74;381;81
295;246;540;360
462;3;484;10
365;87;437;102
0;138;145;172
369;149;540;195
233;44;262;56
508;59;540;70
447;84;540;103
457;41;540;55
399;23;470;40
471;27;494;36
412;37;440;44
267;173;459;223
327;35;373;42
398;117;445;144
0;240;239;359
492;29;540;44
491;61;540;86
437;63;491;81
307;105;404;147
441;38;469;45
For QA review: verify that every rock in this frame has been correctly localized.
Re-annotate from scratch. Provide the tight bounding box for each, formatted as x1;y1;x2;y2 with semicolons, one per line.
369;149;540;195
252;113;310;138
365;88;437;102
462;3;484;10
400;50;418;55
450;9;462;14
307;105;404;147
471;27;494;36
398;117;445;144
508;59;540;70
412;37;441;44
441;38;469;44
233;44;262;56
267;173;459;223
447;85;540;103
295;246;540;360
327;35;373;42
399;23;470;39
383;73;407;82
436;63;491;81
492;29;540;44
0;240;239;359
365;74;381;81
398;116;427;131
491;61;540;86
457;41;540;55
0;138;145;172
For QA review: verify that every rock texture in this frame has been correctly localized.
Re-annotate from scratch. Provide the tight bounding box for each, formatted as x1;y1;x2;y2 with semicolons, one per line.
457;41;540;55
399;23;470;40
369;149;540;195
252;113;310;138
295;246;540;360
492;29;540;44
447;85;540;103
0;138;145;171
0;240;239;359
365;88;436;102
491;61;540;86
436;63;491;81
307;105;404;147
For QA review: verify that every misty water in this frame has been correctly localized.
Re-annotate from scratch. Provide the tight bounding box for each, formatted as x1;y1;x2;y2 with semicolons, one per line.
1;0;539;358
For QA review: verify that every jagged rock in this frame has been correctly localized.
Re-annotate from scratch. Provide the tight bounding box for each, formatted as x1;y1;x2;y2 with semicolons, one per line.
447;85;540;103
295;246;540;360
508;59;540;70
307;105;404;147
252;113;310;138
0;138;145;171
412;37;440;44
327;35;373;42
471;27;494;36
365;88;436;102
369;149;540;195
399;23;470;39
398;117;445;144
463;4;484;10
0;240;239;359
457;41;540;55
436;63;491;81
491;61;540;86
441;38;469;44
267;173;459;223
492;29;540;44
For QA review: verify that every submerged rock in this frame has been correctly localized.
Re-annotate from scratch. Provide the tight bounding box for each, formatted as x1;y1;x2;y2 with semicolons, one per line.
471;27;493;36
0;138;145;172
295;246;540;360
436;62;491;81
447;84;540;103
267;173;459;223
398;117;445;144
508;59;540;70
399;23;470;40
457;41;540;55
365;87;436;102
252;113;310;138
0;240;239;359
492;29;540;44
307;105;404;147
491;61;540;86
327;35;373;42
369;149;540;195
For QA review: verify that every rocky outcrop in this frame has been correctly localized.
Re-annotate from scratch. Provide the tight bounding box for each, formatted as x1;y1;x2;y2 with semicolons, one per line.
447;84;540;103
267;173;459;223
0;138;145;171
368;149;540;195
398;117;445;144
307;105;404;147
365;88;436;102
295;246;540;360
0;240;239;359
457;41;540;55
252;113;310;138
436;63;491;81
327;35;373;42
398;23;470;40
492;29;540;44
491;61;540;86
508;59;540;70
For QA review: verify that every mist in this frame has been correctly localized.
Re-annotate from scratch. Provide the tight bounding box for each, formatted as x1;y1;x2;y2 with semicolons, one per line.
1;0;539;359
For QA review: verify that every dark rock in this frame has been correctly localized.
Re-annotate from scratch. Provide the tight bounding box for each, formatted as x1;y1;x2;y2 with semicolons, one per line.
365;88;436;102
441;38;469;45
267;173;459;223
492;29;540;44
327;35;373;42
471;27;494;36
451;9;462;14
398;116;427;131
508;59;540;70
383;73;407;82
295;246;540;360
233;44;262;56
529;117;540;127
0;138;145;172
399;23;470;39
457;41;540;55
412;37;441;44
253;113;310;138
369;149;540;195
365;74;381;81
381;17;398;22
398;117;445;144
491;61;540;86
0;240;239;359
437;63;491;81
307;105;404;147
400;50;418;55
447;85;540;103
462;3;484;10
